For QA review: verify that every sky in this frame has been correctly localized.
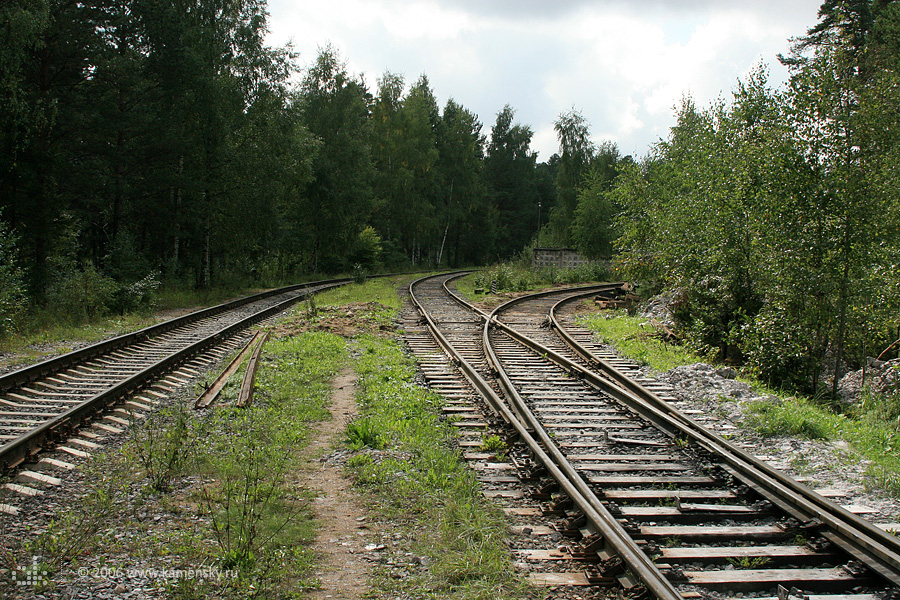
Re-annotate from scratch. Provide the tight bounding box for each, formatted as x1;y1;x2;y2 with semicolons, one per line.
264;0;825;161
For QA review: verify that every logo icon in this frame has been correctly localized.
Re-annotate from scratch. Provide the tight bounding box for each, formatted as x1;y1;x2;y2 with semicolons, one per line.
12;557;49;588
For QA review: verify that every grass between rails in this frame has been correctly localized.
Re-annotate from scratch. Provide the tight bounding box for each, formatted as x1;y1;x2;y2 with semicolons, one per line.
578;308;900;498
347;333;527;599
576;308;700;373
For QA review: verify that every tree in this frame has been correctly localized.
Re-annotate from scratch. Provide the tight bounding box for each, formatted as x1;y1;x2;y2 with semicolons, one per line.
298;46;374;272
572;141;621;259
483;105;540;259
549;108;594;246
435;98;486;266
0;213;27;336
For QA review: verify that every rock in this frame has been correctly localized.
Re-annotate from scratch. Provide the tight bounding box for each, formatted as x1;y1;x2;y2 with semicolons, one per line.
637;291;678;328
716;367;737;379
838;358;900;404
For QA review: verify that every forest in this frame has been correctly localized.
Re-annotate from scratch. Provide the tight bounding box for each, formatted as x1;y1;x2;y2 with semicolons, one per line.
0;0;565;323
2;0;899;395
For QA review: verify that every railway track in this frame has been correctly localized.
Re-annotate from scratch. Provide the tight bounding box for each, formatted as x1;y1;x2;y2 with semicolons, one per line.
0;278;348;512
406;272;900;600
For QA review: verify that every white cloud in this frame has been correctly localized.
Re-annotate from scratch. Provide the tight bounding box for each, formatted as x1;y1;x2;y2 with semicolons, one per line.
265;0;823;159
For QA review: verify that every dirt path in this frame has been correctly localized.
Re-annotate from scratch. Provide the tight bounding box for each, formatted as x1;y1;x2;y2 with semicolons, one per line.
301;368;370;600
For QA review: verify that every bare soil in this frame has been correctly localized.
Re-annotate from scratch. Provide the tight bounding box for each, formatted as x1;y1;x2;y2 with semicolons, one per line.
301;368;371;600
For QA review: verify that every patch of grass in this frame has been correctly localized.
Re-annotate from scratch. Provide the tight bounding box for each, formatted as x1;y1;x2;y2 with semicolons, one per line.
727;556;771;569
0;283;266;362
579;308;900;498
576;309;699;373
743;396;843;440
348;333;526;599
316;276;408;310
4;329;345;599
453;262;609;301
346;416;386;451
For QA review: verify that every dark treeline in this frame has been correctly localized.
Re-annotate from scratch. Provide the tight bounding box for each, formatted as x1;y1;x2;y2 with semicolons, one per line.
0;0;560;331
580;0;900;395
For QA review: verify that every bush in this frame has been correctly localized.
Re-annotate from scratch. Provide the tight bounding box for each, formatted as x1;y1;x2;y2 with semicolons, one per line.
44;264;161;324
743;306;821;391
471;261;610;295
110;271;161;314
0;217;27;336
45;263;119;323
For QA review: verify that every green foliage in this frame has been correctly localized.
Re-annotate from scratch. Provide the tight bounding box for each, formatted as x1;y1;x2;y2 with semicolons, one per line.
483;105;544;260
549;109;594;246
346;416;386;450
45;263;119;323
727;556;771;569
198;330;344;587
43;263;161;324
462;261;609;297
613;36;900;393
744;396;841;439
129;403;194;493
348;334;522;598
743;385;900;497
352;226;383;271
479;434;505;452
315;275;404;310
577;310;700;373
0;215;27;336
572;142;622;259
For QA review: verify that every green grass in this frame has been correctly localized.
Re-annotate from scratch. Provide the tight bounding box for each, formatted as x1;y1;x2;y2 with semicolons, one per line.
348;333;526;599
316;276;407;309
453;262;610;300
10;329;347;599
0;284;266;362
580;307;900;498
576;308;699;373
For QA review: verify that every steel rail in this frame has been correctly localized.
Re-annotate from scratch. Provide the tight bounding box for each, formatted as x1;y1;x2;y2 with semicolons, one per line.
410;274;683;599
546;291;900;587
0;281;345;470
0;277;353;395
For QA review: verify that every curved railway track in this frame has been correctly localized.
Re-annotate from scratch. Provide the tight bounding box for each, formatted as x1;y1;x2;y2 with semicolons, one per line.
0;278;351;510
407;272;900;600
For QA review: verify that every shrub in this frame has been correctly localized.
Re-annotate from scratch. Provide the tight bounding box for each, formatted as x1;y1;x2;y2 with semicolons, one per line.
0;216;27;336
45;263;119;323
110;271;161;314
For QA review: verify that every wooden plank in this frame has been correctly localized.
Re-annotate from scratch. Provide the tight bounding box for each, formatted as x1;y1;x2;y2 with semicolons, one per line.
660;545;821;561
4;482;42;496
17;470;62;486
57;445;90;458
568;453;677;461
527;572;590;586
684;567;856;585
588;475;715;485
37;457;76;470
504;508;541;516
641;525;784;540
482;490;524;499
577;463;689;472
618;505;757;517
515;548;574;560
511;526;555;536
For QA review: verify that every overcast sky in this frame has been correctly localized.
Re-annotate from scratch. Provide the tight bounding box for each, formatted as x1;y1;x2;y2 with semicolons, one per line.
264;0;825;161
